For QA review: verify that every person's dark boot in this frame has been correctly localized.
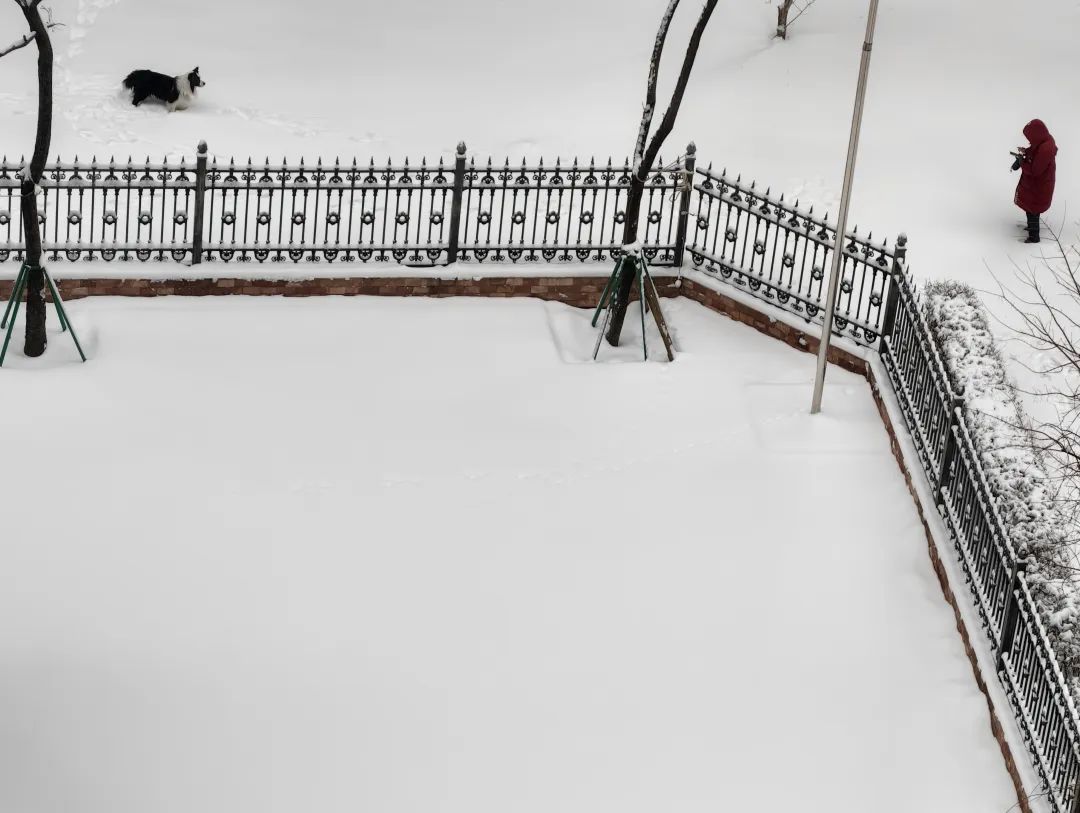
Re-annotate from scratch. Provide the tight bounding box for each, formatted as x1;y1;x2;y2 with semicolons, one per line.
1025;212;1041;243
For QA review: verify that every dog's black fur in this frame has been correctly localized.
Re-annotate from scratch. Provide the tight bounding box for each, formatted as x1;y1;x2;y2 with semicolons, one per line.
122;67;205;109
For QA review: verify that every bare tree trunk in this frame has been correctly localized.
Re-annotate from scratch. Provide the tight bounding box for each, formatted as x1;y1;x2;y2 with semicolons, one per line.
777;0;795;39
606;0;718;346
17;0;54;358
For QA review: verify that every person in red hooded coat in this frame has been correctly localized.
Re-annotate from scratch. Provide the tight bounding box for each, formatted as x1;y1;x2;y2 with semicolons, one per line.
1013;119;1058;243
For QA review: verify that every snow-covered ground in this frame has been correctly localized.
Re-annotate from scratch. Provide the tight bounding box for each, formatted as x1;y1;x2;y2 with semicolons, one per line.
2;0;1076;264
2;0;1076;393
0;297;1018;812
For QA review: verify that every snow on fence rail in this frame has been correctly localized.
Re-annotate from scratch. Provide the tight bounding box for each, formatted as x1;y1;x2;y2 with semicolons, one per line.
0;141;891;346
3;136;1080;806
0;142;685;268
880;260;1080;812
688;163;893;348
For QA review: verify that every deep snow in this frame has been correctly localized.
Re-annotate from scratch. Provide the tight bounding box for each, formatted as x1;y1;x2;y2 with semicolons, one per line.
2;0;1076;268
0;296;1018;812
2;0;1077;400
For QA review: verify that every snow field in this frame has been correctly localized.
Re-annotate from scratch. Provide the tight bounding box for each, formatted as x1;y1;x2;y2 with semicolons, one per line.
3;0;1077;420
0;295;1018;812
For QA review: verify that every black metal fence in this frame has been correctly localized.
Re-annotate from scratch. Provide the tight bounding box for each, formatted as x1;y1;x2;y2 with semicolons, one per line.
4;137;1080;807
0;141;686;269
880;260;1080;813
687;164;893;347
2;141;889;345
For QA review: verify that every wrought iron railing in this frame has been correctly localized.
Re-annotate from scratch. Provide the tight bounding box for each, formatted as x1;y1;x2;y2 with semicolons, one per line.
880;261;1080;813
4;135;1080;807
458;155;683;265
686;164;893;347
2;141;893;347
0;156;199;263
0;142;685;268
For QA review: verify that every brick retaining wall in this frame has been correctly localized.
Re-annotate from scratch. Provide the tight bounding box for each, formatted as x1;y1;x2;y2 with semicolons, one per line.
0;272;870;376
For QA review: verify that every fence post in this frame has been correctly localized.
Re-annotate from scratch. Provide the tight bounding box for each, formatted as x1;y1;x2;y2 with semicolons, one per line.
996;557;1029;672
877;232;906;353
935;391;964;504
674;142;697;269
446;141;467;266
191;140;208;266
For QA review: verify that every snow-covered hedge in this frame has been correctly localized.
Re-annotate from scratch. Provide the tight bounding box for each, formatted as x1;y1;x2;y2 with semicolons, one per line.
923;280;1080;691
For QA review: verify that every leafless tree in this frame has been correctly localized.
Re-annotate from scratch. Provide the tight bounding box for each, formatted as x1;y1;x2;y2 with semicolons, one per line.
775;0;818;40
991;218;1080;524
1;0;60;358
605;0;718;347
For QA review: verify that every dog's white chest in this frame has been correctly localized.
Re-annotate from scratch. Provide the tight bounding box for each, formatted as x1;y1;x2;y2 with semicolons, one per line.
167;75;195;112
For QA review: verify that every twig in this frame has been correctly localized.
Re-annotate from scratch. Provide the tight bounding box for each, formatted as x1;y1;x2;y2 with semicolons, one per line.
0;9;63;60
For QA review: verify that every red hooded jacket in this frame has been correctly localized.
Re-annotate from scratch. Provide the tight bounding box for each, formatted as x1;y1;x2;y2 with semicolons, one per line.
1015;119;1057;214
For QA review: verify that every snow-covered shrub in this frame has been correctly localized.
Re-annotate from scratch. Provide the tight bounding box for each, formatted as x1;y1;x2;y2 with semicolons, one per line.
923;280;1080;691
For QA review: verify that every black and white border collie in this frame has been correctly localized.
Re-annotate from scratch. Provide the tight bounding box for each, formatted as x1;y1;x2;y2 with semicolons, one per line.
123;67;205;112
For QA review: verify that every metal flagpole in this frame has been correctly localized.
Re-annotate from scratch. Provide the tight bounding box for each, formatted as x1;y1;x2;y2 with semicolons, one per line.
810;0;882;414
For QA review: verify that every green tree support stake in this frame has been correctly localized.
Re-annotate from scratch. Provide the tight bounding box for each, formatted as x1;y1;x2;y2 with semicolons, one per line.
591;256;624;328
1;265;87;366
0;265;30;366
45;271;85;361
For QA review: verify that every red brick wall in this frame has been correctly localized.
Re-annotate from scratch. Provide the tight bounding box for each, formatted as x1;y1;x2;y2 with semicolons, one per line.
0;272;870;375
0;275;641;306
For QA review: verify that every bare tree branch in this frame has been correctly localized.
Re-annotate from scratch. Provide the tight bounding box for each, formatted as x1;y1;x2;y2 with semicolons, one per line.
0;6;62;60
776;0;817;39
987;216;1080;542
638;0;718;184
605;0;719;346
0;30;37;59
633;0;680;170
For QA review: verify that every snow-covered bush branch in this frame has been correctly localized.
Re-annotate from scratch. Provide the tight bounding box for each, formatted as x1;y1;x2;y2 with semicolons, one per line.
923;278;1080;692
